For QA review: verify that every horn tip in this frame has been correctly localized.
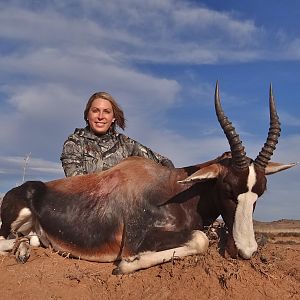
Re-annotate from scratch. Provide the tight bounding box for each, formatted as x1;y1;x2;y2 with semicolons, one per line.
215;80;220;98
269;83;274;97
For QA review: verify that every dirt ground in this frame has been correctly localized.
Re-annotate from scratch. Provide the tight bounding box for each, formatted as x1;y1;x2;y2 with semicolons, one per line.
0;220;299;300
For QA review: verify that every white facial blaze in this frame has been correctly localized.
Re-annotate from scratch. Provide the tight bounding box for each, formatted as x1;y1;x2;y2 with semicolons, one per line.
233;164;258;259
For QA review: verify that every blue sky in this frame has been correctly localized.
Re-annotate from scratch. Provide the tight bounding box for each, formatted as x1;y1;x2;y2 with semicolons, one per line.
0;0;299;221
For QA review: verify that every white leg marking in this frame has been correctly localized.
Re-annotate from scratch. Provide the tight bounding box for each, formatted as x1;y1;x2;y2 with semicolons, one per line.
11;208;33;234
0;239;16;254
117;230;209;274
233;164;258;259
29;232;40;247
29;235;40;247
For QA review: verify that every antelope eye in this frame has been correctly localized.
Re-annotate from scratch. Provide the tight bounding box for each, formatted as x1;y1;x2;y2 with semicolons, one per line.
223;182;232;194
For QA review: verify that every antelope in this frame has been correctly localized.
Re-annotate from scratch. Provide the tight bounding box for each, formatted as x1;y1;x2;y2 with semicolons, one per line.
0;82;296;274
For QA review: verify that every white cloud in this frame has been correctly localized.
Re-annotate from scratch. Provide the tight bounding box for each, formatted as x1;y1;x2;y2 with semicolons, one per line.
172;6;259;43
0;154;64;193
1;0;298;66
270;135;300;163
0;155;63;175
280;111;300;127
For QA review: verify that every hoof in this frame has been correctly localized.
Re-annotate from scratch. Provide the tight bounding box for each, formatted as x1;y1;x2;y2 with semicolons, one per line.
16;254;30;264
13;238;31;264
112;267;123;275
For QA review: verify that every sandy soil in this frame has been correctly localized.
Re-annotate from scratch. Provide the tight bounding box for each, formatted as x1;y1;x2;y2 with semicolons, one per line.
0;220;299;300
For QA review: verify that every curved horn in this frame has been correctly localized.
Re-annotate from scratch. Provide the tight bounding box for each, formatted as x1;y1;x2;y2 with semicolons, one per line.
215;81;249;169
254;84;281;169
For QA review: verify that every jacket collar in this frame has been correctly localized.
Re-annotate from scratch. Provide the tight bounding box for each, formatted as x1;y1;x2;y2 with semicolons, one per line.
75;126;117;142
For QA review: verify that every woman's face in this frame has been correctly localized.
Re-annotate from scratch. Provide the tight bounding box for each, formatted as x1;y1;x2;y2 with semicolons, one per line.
87;98;115;135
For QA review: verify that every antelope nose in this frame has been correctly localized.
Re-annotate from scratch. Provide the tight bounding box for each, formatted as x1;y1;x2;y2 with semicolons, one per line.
238;249;252;259
238;244;258;259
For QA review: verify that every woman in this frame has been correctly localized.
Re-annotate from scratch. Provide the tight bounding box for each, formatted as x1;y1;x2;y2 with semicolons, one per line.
61;92;174;177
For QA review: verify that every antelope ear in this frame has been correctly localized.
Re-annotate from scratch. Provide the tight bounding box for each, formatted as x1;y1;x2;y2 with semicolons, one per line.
265;161;297;175
178;164;221;184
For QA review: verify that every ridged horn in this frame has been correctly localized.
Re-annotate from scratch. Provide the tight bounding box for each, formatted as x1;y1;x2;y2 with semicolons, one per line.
215;81;249;170
254;84;281;169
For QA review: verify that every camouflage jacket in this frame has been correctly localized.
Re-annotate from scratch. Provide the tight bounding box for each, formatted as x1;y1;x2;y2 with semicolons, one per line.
60;127;174;177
